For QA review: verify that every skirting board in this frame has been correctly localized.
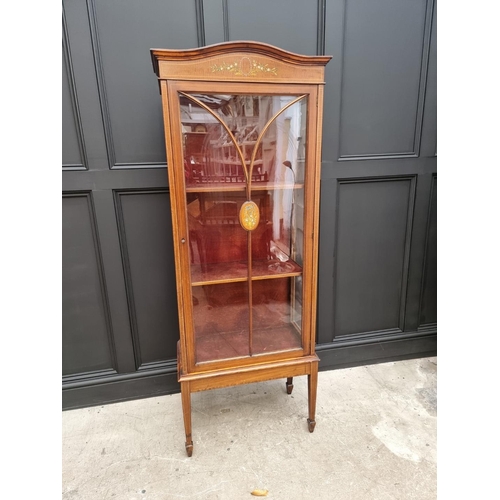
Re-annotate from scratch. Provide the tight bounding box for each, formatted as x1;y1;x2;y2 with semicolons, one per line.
63;329;436;410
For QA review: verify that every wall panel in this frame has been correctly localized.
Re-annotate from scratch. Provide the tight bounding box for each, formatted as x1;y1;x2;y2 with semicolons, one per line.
334;177;415;336
62;193;115;376
225;0;319;55
62;0;436;408
115;190;179;368
339;0;431;159
62;12;86;170
62;53;83;168
420;0;437;158
89;0;200;167
419;176;437;327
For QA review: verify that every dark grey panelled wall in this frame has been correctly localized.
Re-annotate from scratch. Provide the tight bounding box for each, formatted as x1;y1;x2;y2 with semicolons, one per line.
62;0;437;409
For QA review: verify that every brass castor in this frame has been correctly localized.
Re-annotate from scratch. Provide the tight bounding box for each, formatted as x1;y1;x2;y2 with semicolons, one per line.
185;441;193;457
307;418;316;433
286;377;294;395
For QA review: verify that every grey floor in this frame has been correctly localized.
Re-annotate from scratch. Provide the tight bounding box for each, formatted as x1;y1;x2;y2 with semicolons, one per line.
62;357;437;499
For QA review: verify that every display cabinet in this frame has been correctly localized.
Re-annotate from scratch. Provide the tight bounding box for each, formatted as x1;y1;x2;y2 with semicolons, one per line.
151;42;331;456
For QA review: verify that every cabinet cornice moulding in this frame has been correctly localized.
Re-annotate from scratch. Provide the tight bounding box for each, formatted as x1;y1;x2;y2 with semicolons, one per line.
151;41;332;83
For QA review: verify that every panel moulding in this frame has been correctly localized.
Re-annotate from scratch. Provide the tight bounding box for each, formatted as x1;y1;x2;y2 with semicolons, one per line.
417;173;437;328
337;0;435;161
113;188;172;371
86;0;167;170
62;6;88;171
62;191;118;379
331;175;417;339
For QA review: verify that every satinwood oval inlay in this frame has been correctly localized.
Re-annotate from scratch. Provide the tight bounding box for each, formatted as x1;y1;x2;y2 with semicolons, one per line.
240;57;251;75
239;201;260;231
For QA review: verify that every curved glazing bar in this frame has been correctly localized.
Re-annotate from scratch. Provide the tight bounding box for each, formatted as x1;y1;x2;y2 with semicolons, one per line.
179;92;249;186
248;95;306;186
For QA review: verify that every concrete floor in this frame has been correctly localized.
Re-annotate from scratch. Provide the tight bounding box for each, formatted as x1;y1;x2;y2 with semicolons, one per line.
62;357;437;499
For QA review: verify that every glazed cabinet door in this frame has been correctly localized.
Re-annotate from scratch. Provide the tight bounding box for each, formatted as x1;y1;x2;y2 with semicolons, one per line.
165;82;319;372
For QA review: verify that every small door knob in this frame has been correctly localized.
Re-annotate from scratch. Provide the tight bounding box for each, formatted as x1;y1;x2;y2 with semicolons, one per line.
181;238;186;244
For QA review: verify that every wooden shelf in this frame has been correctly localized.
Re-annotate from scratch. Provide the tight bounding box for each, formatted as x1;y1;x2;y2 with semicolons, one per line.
186;184;246;193
252;182;303;191
190;258;302;286
195;324;302;363
214;141;258;148
185;182;304;193
217;159;263;165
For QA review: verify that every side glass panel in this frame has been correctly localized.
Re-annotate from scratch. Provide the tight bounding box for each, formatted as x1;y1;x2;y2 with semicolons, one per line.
252;278;302;355
179;93;307;364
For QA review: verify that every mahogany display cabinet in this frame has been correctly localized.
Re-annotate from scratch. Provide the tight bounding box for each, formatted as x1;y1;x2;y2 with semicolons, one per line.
150;42;331;456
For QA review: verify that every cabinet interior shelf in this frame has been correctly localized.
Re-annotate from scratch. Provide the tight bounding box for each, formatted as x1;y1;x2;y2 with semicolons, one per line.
217;159;263;166
185;182;303;193
190;258;302;286
214;141;258;147
196;325;302;363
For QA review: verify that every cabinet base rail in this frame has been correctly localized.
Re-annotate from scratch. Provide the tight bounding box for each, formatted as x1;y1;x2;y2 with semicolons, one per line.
178;354;319;457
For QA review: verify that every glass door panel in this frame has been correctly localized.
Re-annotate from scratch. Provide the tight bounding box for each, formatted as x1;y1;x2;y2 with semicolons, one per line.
192;282;249;363
180;92;308;364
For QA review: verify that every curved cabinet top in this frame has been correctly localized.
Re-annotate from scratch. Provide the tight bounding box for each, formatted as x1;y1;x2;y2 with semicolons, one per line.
151;41;332;84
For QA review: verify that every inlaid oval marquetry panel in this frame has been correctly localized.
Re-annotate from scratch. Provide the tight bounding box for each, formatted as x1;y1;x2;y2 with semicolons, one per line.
239;201;260;231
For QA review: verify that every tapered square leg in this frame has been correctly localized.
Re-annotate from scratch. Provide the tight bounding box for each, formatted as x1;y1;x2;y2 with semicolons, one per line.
286;377;294;394
307;363;318;432
181;381;193;457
